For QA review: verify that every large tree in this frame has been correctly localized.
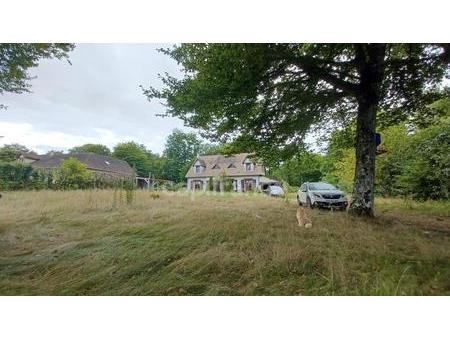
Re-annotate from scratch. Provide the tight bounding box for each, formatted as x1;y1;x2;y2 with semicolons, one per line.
0;43;74;108
112;141;163;178
144;44;449;216
162;129;212;182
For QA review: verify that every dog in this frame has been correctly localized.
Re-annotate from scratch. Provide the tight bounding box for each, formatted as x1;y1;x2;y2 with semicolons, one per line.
296;206;312;228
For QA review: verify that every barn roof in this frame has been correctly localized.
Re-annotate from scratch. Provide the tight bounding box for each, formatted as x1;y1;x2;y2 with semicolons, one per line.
31;153;134;176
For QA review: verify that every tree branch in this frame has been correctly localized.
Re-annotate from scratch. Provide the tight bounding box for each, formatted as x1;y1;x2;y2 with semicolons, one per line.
293;55;360;95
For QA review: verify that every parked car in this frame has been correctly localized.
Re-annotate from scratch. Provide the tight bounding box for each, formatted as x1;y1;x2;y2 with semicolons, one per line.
297;182;348;210
264;185;285;197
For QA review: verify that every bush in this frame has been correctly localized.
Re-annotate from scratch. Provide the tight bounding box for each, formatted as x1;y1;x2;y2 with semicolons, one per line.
208;177;214;191
396;120;450;200
223;178;233;192
53;158;92;189
377;119;450;200
0;162;33;190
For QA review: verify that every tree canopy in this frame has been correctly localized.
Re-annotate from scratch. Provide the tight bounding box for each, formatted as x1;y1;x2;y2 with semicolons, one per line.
144;43;450;216
162;129;217;182
0;143;30;162
112;141;163;178
0;43;74;108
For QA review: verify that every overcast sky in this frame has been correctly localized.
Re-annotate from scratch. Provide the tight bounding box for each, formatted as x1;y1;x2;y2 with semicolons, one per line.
0;44;193;154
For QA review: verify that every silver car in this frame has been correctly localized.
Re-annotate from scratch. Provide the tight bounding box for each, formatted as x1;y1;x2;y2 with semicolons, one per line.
297;182;348;210
264;185;285;197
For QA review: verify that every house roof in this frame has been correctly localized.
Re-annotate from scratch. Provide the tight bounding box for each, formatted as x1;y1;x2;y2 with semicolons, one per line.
20;151;42;160
185;153;265;178
31;153;134;176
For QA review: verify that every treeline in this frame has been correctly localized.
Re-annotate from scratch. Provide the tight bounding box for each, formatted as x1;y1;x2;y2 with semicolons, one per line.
271;98;450;201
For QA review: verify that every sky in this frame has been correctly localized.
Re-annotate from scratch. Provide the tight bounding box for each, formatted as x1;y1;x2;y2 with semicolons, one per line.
0;44;192;155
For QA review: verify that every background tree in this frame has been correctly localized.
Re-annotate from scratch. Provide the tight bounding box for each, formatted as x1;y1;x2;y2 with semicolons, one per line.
145;43;449;216
112;141;151;177
271;152;325;188
0;143;30;162
162;129;214;182
0;43;74;108
69;143;111;156
55;157;92;190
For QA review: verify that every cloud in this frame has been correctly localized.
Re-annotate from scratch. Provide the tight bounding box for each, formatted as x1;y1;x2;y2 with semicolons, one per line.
0;44;190;154
0;121;133;153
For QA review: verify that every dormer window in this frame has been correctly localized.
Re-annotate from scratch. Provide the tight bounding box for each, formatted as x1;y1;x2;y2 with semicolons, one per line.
195;165;201;174
245;162;252;171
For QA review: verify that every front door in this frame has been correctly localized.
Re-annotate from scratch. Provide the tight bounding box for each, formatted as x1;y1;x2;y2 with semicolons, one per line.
192;180;203;190
242;179;256;192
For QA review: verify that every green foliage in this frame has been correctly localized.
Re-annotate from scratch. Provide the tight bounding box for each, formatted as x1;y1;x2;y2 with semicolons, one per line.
0;144;30;162
328;148;355;192
375;124;410;196
0;162;33;190
271;152;325;187
223;178;233;192
395;119;450;200
327;119;450;200
0;157;136;192
208;177;214;191
112;141;162;178
54;158;92;189
0;43;74;105
69;144;111;156
162;129;215;183
144;44;449;163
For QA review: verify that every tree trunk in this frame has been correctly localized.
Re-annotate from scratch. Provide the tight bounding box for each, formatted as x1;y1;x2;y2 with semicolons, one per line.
349;44;386;217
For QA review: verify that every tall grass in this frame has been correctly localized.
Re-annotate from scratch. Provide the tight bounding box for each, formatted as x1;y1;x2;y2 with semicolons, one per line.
0;190;449;295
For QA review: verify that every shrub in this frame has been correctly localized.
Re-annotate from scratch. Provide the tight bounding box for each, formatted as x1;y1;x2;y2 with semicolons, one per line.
223;178;233;192
208;177;214;191
396;119;450;200
0;162;33;190
376;119;450;200
54;158;92;189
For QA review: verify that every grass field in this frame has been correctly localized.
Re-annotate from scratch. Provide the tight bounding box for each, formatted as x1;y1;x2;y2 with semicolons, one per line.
0;190;449;295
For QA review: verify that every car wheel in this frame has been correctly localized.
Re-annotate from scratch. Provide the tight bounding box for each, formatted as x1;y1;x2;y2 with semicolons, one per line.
306;197;314;209
297;195;302;206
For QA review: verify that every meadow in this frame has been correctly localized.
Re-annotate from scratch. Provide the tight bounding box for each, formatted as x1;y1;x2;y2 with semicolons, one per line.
0;190;449;295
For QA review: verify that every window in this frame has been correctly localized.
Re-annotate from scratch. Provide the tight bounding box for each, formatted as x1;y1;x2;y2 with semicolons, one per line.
245;162;252;171
309;183;337;191
195;165;201;174
193;180;203;190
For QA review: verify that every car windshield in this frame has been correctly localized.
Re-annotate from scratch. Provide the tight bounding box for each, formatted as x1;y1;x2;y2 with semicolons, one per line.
309;183;337;191
270;186;283;193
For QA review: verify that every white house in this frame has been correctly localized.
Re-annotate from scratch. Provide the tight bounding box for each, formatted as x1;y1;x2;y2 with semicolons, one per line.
185;153;277;192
